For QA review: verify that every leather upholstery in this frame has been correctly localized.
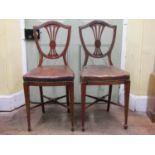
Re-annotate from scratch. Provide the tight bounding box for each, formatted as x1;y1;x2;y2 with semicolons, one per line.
23;65;74;82
81;65;129;81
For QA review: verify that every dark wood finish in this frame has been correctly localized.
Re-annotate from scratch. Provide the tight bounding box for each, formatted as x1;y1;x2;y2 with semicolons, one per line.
33;21;71;65
79;20;116;66
23;83;31;131
124;81;130;129
23;21;74;131
66;85;70;113
79;20;130;131
81;83;86;131
69;83;74;131
39;86;45;113
107;85;112;112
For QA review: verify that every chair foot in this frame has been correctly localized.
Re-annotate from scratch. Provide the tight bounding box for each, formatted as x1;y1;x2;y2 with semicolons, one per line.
71;127;74;132
82;128;85;132
28;128;32;132
124;124;128;130
41;104;45;113
107;108;110;112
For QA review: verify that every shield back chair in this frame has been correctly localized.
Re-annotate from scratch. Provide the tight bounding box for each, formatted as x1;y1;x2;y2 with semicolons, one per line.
23;21;74;131
79;20;130;131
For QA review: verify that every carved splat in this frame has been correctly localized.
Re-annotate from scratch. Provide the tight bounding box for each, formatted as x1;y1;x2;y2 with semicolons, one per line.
45;25;60;58
90;24;105;57
79;20;117;66
33;21;71;66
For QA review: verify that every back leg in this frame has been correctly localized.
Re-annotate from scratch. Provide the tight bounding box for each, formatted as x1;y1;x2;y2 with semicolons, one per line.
107;85;112;112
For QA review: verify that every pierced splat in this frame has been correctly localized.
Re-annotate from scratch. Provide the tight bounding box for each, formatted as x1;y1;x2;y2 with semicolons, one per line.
33;21;71;66
90;24;105;57
79;20;117;66
45;25;60;58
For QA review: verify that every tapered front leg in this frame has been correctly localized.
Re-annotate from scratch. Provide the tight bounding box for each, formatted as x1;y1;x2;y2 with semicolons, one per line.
23;82;31;131
69;83;74;131
124;80;130;129
81;83;86;131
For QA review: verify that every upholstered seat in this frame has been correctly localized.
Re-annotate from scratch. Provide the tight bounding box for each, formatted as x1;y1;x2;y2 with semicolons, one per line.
23;66;74;82
81;65;129;81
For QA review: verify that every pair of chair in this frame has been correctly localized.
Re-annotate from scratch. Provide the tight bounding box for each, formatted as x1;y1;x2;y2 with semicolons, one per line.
23;20;130;132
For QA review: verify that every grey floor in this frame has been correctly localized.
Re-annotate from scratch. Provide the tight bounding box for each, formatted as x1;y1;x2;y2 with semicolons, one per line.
0;104;155;135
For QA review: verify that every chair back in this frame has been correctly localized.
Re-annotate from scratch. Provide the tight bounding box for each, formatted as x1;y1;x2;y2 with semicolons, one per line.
33;21;71;66
79;20;117;66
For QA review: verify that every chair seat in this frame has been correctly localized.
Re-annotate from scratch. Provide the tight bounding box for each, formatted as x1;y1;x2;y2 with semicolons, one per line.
81;65;129;81
23;65;74;82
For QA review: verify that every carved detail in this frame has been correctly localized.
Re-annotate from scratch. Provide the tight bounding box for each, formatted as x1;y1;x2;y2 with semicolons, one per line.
90;24;105;57
45;25;60;57
95;40;101;48
79;20;117;66
50;40;56;49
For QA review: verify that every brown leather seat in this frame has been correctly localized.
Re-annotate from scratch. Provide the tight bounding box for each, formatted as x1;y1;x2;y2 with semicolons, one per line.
23;66;74;82
81;65;129;81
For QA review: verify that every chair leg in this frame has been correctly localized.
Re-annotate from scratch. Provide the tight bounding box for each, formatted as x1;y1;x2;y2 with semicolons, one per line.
107;85;112;112
81;83;86;131
23;83;31;131
69;83;74;131
39;86;45;113
124;80;130;129
66;85;70;113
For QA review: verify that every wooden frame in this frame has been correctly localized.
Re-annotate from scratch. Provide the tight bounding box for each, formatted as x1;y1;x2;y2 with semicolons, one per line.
79;20;130;131
23;21;74;131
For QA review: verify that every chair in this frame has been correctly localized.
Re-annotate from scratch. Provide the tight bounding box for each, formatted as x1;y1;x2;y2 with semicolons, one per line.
79;20;130;131
23;21;74;131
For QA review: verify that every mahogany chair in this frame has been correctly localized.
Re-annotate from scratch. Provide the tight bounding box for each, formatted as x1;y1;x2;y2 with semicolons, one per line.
23;21;74;131
79;20;130;131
